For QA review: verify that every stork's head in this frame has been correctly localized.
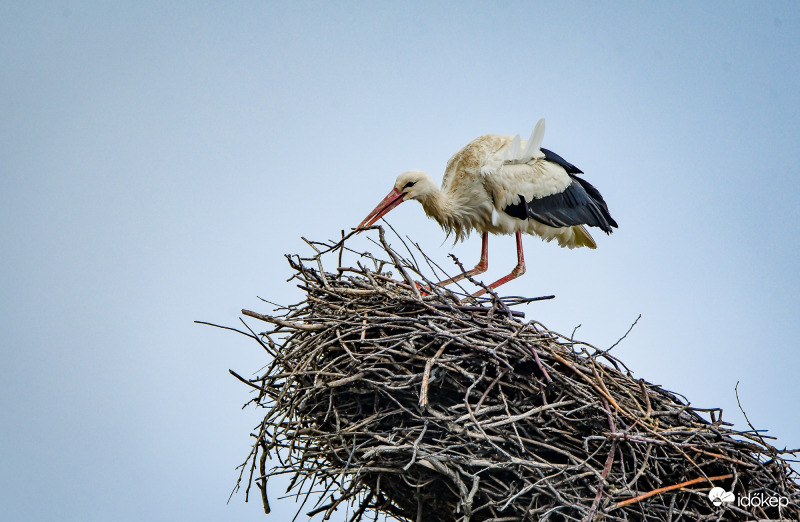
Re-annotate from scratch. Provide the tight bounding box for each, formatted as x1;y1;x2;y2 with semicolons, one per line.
356;170;436;230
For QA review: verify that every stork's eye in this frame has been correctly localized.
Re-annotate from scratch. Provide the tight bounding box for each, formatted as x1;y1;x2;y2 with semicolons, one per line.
403;181;416;190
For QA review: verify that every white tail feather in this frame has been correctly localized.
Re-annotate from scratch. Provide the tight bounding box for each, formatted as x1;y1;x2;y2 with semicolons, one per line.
503;134;521;162
503;119;546;164
519;118;545;163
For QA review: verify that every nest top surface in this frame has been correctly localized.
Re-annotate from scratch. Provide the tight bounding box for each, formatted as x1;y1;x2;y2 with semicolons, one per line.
226;227;800;522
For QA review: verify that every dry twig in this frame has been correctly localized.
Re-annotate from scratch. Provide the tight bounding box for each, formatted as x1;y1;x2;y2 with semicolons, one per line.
216;227;800;521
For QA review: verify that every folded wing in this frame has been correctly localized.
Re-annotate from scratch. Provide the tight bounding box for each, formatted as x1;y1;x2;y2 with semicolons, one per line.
483;122;617;234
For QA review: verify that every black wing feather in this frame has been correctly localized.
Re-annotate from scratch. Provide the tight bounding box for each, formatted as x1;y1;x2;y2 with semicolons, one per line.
502;198;528;220
541;147;583;174
524;175;618;233
500;148;618;233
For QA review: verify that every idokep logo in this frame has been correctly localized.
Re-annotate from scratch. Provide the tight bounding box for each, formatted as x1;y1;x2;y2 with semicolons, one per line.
738;491;791;509
708;486;791;509
708;487;735;506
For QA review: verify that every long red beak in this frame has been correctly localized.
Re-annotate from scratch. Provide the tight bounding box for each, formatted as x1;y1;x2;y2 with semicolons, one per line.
356;187;405;231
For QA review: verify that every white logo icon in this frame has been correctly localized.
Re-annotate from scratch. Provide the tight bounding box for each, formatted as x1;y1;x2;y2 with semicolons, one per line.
708;486;735;506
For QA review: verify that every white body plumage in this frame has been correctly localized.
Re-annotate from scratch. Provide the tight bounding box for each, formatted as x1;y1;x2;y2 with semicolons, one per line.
395;120;598;248
356;119;617;294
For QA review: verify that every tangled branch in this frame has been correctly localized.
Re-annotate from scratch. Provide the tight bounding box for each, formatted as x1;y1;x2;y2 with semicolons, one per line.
216;227;800;521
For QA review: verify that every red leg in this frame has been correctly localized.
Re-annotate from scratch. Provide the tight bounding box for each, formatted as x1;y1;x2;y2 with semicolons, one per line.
434;232;489;287
473;231;526;297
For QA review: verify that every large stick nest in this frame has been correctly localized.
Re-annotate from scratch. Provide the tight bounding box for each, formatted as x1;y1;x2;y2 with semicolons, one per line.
223;227;800;521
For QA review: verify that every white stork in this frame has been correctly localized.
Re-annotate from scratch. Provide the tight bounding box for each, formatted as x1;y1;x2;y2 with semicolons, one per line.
356;119;617;295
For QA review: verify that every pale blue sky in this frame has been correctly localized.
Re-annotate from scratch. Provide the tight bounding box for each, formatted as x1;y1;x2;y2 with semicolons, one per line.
2;2;799;520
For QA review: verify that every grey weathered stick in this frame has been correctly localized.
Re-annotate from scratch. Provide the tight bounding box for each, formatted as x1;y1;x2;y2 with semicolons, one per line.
216;227;800;522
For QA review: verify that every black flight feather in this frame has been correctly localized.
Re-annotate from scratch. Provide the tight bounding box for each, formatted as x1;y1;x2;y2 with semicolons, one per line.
541;147;583;174
502;197;528;220
500;150;618;233
524;176;617;233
